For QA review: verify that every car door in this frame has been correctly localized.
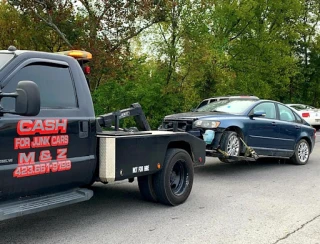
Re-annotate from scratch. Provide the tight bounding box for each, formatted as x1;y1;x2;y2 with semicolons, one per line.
246;102;280;155
0;60;94;199
276;103;301;153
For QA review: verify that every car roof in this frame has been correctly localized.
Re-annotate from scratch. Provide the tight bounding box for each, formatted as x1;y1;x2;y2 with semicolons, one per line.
202;95;259;101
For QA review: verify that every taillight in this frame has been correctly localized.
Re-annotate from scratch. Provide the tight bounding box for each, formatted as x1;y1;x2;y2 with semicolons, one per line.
302;112;310;118
83;66;90;74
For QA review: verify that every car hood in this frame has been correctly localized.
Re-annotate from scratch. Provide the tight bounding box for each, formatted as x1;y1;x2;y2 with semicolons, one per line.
164;112;243;121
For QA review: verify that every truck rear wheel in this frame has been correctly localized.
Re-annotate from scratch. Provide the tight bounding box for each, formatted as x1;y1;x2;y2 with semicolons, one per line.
153;149;194;206
138;175;158;202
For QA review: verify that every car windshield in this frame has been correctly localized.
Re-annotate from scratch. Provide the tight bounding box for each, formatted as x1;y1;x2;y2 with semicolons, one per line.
0;53;14;70
196;99;256;114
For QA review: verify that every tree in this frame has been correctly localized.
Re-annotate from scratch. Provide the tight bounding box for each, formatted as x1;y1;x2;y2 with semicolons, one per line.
8;0;166;90
293;0;320;104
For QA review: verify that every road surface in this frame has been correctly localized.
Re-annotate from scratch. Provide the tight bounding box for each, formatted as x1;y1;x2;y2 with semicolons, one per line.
1;135;320;244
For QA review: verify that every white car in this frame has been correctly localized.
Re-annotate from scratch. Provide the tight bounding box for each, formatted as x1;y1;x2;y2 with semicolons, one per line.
287;103;320;129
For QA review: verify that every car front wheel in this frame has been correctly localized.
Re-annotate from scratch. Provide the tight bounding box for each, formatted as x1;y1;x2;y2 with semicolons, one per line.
290;139;310;165
218;131;241;163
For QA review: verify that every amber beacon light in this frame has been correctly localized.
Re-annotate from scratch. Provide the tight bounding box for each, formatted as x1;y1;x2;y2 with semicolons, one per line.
56;50;93;60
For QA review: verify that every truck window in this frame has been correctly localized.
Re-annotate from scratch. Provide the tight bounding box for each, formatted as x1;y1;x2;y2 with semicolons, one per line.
2;63;77;110
0;54;14;70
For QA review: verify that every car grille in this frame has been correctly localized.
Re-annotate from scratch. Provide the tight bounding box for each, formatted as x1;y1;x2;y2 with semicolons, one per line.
161;120;193;132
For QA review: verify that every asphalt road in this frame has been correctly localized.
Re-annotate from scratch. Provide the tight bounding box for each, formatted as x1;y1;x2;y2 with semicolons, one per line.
1;135;320;244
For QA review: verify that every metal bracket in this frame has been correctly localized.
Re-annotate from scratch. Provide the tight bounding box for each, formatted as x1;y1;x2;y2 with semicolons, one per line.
217;148;229;157
97;103;151;131
239;137;259;160
209;137;259;161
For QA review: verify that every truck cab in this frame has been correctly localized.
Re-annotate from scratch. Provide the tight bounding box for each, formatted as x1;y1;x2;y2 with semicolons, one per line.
0;47;206;220
0;49;97;200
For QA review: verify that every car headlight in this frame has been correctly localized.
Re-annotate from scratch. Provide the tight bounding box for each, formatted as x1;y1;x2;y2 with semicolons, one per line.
193;120;220;128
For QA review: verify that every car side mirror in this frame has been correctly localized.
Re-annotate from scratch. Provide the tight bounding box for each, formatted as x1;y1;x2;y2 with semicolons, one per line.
0;80;40;116
251;111;266;118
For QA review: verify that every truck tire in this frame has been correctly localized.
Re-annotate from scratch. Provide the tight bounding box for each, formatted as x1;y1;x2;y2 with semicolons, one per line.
290;139;310;165
138;175;158;202
153;149;194;206
218;131;241;163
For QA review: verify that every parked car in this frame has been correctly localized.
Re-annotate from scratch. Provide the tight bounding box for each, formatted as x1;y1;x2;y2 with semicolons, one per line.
195;95;259;110
287;104;320;130
159;99;316;165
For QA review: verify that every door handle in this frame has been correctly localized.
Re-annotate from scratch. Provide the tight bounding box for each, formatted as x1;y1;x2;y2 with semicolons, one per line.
295;125;301;130
271;122;276;126
79;121;89;138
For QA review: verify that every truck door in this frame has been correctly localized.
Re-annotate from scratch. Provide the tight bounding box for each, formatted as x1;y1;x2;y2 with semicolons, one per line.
0;60;95;199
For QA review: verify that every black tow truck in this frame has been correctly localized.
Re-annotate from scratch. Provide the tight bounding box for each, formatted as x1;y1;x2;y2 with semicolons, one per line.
0;47;206;221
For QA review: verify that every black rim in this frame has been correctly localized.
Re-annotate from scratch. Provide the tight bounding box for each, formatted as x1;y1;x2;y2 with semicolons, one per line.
170;160;188;196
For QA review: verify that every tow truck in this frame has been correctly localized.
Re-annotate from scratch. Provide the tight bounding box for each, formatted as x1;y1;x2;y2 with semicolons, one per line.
0;46;206;221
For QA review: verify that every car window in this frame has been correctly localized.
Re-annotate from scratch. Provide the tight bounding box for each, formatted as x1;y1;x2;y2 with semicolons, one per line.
290;105;303;110
209;99;219;104
2;63;77;110
293;112;303;124
252;102;276;119
197;100;209;109
291;104;307;110
306;105;316;109
278;104;296;122
290;104;315;110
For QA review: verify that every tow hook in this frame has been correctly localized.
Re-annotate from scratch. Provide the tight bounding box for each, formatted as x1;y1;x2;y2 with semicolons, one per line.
217;148;229;157
239;137;259;160
217;138;259;161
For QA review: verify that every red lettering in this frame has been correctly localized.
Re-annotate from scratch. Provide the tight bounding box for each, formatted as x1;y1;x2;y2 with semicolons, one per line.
39;150;52;163
13;161;72;178
18;152;35;165
32;120;44;132
57;148;67;161
13;167;21;177
14;137;30;149
55;119;67;134
44;120;55;131
51;135;69;146
57;160;72;171
17;119;68;135
51;162;58;172
46;163;50;173
17;120;33;135
34;164;46;175
31;136;51;148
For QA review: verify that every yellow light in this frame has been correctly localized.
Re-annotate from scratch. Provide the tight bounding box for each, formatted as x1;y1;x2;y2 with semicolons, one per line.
56;50;92;60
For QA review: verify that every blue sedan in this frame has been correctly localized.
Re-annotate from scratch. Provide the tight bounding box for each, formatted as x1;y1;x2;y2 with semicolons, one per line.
159;99;316;165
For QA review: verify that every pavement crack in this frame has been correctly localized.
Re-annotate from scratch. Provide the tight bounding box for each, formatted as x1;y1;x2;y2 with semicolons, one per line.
273;213;320;244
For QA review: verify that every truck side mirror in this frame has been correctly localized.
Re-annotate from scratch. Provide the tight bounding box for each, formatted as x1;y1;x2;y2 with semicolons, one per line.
15;80;40;116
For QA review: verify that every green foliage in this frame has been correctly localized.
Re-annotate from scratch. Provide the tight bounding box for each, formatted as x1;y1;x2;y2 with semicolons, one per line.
92;58;184;128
